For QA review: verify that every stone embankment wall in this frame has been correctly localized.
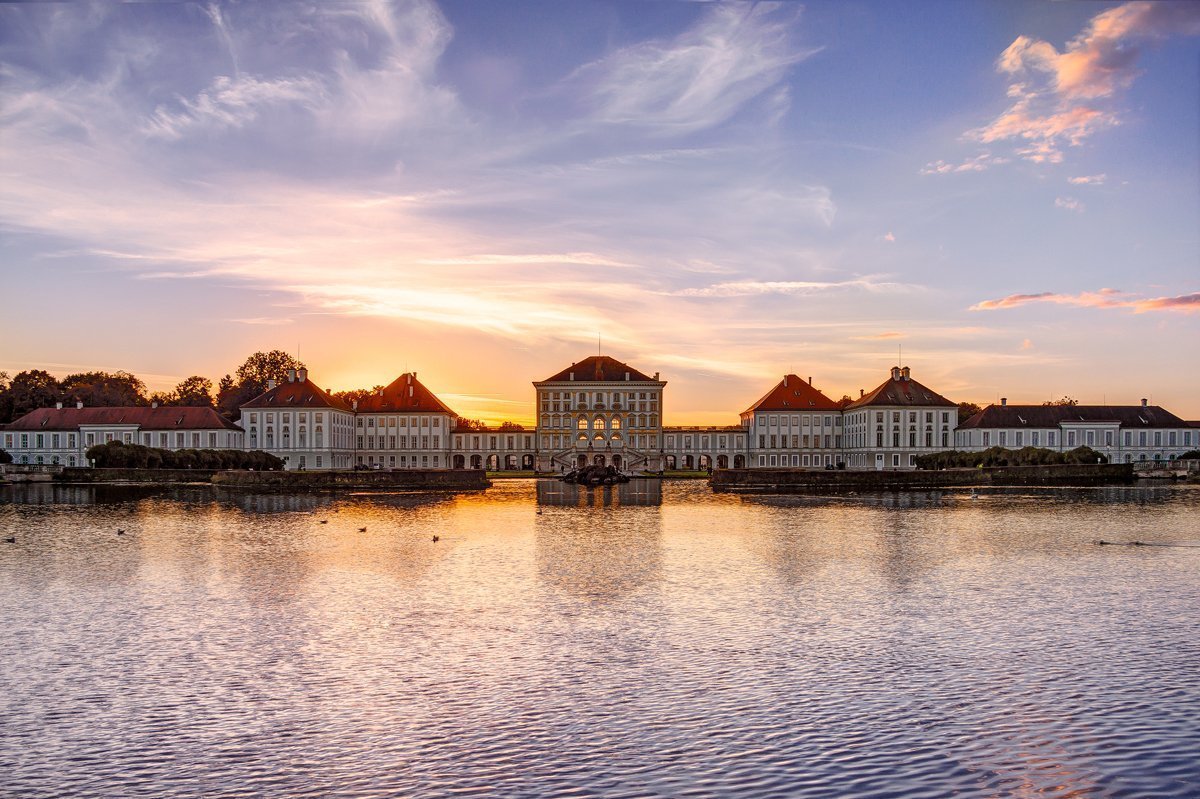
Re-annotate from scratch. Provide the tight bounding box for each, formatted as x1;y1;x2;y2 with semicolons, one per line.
712;464;1135;493
211;469;490;491
57;467;220;483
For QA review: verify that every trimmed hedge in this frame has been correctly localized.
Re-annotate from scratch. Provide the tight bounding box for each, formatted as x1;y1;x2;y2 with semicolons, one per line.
85;440;283;470
915;445;1108;470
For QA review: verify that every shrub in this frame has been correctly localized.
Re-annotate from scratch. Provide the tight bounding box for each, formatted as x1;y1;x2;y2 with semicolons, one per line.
84;440;283;470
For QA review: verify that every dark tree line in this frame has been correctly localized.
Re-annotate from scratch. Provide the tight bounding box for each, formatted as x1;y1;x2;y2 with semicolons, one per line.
85;441;284;470
0;350;305;424
915;446;1109;470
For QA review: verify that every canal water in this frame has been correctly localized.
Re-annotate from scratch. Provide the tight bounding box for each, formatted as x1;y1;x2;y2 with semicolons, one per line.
1;480;1198;798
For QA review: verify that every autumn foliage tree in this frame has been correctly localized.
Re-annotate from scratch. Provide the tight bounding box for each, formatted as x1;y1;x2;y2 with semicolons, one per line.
216;351;306;421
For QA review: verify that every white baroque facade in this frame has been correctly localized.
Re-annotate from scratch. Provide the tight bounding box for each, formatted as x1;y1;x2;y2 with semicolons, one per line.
955;399;1196;463
533;356;666;472
2;403;244;467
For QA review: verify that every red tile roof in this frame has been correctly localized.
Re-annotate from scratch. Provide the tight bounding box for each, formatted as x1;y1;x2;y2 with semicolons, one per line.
241;375;352;412
5;406;241;432
355;373;456;415
845;368;956;409
540;356;657;383
741;374;840;415
958;404;1188;430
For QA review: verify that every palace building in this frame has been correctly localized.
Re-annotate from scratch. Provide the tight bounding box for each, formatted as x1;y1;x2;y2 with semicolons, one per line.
2;403;243;467
5;354;1195;470
956;398;1195;464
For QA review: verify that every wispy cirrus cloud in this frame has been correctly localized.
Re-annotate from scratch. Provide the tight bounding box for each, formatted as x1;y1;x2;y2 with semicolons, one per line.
936;1;1200;169
971;288;1200;313
567;2;818;135
673;277;916;298
1054;196;1084;212
920;152;1009;175
1068;174;1106;185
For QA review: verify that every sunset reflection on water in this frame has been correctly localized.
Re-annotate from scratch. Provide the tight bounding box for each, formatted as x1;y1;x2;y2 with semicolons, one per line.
1;480;1197;798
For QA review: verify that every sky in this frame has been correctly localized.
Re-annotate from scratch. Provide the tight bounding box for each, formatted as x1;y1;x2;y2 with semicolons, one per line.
1;0;1198;425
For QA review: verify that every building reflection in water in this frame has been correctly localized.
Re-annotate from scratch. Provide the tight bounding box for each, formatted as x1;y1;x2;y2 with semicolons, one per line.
536;477;662;508
534;478;664;602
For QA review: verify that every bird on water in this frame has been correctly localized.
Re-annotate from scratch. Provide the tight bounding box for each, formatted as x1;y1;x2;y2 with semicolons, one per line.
432;535;440;542
358;526;367;532
117;529;126;535
319;520;328;524
3;537;14;544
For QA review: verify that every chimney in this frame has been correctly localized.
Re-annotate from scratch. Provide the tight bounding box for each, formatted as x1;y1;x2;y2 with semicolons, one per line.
287;368;297;383
653;372;659;380
783;375;788;387
297;368;307;383
267;378;276;391
808;376;812;385
1001;397;1007;406
860;389;864;398
891;366;901;381
152;401;159;409
1141;398;1147;408
901;366;910;380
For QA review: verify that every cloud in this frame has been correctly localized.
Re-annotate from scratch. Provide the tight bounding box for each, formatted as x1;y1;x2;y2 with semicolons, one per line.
959;2;1200;165
1068;174;1106;185
673;277;916;298
230;317;294;326
566;2;819;135
920;152;1010;175
1054;196;1084;212
971;288;1200;314
883;232;895;242
1021;338;1033;350
143;75;320;140
853;331;904;340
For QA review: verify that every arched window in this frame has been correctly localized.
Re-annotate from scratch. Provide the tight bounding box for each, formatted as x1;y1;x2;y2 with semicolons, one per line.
594;416;606;430
611;417;622;430
577;416;588;430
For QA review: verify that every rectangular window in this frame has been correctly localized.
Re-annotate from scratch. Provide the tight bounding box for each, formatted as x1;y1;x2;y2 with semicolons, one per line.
1048;432;1056;447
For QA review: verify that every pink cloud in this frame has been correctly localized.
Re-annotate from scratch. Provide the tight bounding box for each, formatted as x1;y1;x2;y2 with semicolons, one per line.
964;2;1200;165
1054;196;1084;212
971;288;1200;314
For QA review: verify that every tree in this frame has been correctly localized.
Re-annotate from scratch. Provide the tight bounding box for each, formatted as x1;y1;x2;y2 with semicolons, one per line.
3;370;61;421
216;352;305;421
457;418;489;430
497;421;525;431
837;394;854;408
1044;396;1079;406
170;375;214;407
60;370;147;407
957;401;983;425
331;388;375;406
234;350;306;392
0;448;12;465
